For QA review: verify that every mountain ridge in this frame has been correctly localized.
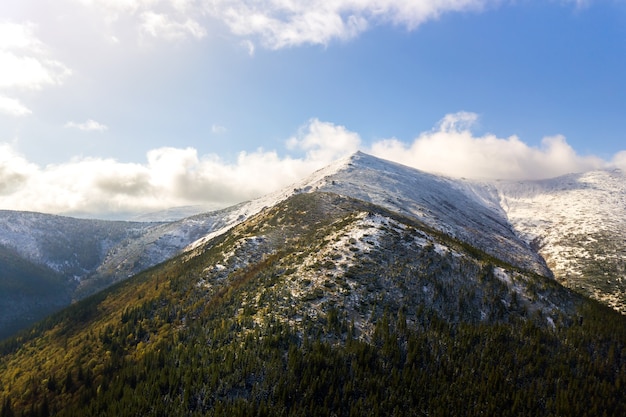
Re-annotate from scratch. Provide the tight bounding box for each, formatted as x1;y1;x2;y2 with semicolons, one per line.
1;151;625;340
1;185;624;416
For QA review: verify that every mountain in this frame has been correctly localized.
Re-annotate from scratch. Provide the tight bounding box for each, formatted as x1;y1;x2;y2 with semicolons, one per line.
2;152;626;340
0;152;625;416
497;169;626;313
0;206;262;338
277;152;626;313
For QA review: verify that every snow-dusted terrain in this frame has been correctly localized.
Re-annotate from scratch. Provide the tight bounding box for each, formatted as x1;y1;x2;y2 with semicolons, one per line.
299;152;550;276
497;169;626;312
1;151;625;340
188;152;549;275
0;205;270;301
191;151;625;313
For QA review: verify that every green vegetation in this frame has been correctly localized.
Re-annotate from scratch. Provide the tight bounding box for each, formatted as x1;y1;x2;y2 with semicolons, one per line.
0;193;625;416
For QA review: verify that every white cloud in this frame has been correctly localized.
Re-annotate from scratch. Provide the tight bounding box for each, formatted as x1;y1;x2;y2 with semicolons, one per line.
0;143;38;195
612;151;626;171
287;118;361;162
74;0;157;16
204;0;492;48
0;96;32;117
70;0;496;48
0;119;356;216
68;0;603;50
65;119;109;131
0;22;44;51
0;22;70;119
211;124;227;134
73;0;208;41
369;112;606;180
140;11;206;40
241;39;255;56
0;23;71;91
1;114;623;218
0;146;307;216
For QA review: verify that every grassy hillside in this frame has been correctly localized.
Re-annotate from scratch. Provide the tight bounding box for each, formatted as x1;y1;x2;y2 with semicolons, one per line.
1;193;625;416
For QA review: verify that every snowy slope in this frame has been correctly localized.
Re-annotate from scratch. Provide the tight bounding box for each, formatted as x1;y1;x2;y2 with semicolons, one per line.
186;152;551;279
189;192;579;338
0;207;266;300
186;152;626;313
0;211;155;278
497;169;626;312
3;151;625;336
296;152;551;276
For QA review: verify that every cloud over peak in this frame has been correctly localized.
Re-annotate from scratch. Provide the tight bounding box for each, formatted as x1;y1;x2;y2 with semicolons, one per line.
0;113;623;218
371;112;606;180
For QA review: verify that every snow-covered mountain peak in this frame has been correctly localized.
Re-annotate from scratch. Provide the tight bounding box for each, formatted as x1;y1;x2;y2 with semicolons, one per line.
183;151;549;276
293;152;550;276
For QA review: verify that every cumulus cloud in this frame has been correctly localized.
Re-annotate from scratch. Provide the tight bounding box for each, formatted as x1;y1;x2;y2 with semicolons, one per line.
0;119;349;217
204;0;492;48
287;118;361;162
72;0;495;47
140;11;206;40
369;112;606;180
0;96;32;117
612;151;626;171
0;22;71;90
0;144;38;195
65;119;109;131
1;114;623;218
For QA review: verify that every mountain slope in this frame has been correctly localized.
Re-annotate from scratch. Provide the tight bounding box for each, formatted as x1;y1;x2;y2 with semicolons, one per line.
0;246;71;340
0;206;262;338
498;169;626;313
2;151;626;345
299;151;550;276
250;152;625;314
188;151;550;277
0;191;624;416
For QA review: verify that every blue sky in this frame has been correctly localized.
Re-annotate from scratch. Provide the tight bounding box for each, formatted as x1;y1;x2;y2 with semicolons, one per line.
1;0;626;218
